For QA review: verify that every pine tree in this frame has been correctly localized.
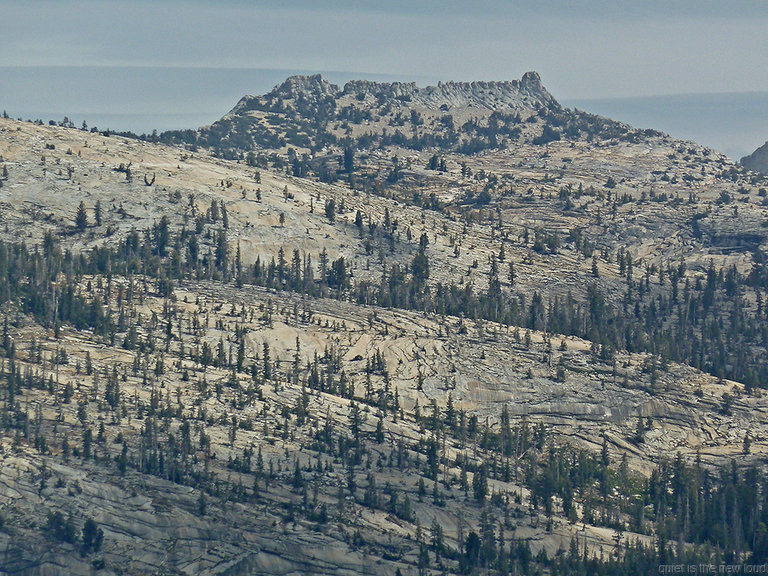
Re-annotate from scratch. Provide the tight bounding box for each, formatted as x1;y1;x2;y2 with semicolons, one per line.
75;201;88;231
81;517;103;554
324;198;336;223
473;463;488;501
343;146;355;173
197;491;207;515
215;229;228;273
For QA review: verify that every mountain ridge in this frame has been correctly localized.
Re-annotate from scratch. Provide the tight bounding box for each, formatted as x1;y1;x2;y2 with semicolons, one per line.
742;139;768;174
228;71;559;116
3;68;768;574
161;70;644;161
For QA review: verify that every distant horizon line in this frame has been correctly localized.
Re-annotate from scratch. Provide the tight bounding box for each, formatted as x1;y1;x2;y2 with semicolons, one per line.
0;64;430;81
2;64;767;101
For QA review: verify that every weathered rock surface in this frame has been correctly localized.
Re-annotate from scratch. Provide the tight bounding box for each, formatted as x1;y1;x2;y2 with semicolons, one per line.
741;139;768;174
1;70;768;574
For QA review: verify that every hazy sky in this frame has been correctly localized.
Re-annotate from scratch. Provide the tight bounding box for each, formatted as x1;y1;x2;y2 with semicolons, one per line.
3;0;768;99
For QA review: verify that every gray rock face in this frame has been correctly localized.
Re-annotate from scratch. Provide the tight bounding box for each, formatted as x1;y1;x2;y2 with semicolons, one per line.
741;140;768;174
273;74;340;102
342;72;559;111
233;72;559;114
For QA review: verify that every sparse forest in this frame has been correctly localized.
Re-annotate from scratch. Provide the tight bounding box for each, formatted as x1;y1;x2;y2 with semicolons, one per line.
1;72;768;574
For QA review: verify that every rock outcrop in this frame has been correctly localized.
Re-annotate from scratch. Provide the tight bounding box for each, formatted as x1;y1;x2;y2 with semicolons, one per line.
741;139;768;174
341;71;558;111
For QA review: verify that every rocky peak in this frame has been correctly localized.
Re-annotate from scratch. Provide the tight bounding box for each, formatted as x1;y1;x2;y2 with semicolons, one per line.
413;74;559;111
209;71;565;153
342;79;419;101
741;140;768;175
331;72;557;112
521;70;543;89
270;74;340;101
225;74;341;117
